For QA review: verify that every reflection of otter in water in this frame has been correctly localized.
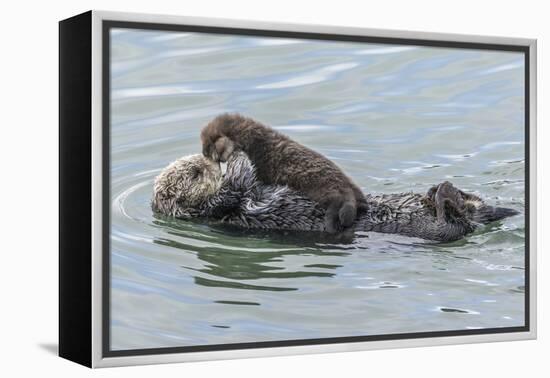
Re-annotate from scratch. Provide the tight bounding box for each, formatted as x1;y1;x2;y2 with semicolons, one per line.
201;114;366;233
152;152;518;242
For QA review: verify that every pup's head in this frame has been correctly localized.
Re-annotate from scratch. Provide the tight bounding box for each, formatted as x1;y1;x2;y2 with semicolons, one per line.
152;154;222;217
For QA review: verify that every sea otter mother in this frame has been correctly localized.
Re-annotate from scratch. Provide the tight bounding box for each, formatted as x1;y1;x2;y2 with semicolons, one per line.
151;152;518;242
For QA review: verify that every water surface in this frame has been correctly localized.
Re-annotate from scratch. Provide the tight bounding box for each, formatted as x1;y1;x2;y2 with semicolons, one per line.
109;29;525;350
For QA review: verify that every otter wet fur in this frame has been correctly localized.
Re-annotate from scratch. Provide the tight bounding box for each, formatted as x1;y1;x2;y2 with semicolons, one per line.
152;152;518;242
200;113;367;233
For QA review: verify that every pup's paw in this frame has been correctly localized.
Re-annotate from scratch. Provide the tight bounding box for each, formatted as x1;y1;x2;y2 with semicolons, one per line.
214;136;235;162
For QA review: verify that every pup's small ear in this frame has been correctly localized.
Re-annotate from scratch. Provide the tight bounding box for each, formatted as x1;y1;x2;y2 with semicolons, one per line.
215;136;235;162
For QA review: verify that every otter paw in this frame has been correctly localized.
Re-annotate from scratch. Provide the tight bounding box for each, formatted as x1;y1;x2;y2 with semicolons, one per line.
201;131;236;163
214;136;235;162
324;201;357;233
434;181;465;222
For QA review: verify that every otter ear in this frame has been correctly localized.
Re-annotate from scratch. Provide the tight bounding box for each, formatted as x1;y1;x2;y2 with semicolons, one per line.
215;136;235;162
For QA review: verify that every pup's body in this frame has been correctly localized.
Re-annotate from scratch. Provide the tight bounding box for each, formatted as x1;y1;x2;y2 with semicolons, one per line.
151;153;519;242
200;113;366;232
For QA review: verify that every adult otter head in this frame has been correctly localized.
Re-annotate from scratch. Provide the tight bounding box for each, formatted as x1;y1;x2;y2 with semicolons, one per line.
152;154;222;217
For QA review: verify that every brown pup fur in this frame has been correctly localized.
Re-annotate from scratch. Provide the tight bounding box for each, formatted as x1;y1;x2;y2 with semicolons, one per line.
200;113;367;232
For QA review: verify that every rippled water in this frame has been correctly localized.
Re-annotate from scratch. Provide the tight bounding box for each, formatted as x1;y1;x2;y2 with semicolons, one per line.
109;28;526;350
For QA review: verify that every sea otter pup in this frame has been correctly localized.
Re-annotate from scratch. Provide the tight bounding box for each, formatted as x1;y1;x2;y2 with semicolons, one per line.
200;113;367;233
152;153;518;242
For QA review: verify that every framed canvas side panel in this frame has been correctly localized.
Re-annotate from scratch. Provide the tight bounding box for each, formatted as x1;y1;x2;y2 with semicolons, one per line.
91;10;105;369
59;10;93;368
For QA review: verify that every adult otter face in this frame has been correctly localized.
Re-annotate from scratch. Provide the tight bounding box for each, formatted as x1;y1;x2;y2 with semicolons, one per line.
152;154;222;217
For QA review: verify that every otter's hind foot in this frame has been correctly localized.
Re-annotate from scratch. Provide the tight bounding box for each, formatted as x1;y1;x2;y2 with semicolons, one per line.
325;198;357;233
431;181;466;223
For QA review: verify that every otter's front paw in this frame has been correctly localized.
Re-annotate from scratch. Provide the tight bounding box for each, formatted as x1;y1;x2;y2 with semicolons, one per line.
215;136;235;162
202;132;236;163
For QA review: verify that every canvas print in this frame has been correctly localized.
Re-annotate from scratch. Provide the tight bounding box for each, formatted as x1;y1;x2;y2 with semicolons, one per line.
107;26;526;353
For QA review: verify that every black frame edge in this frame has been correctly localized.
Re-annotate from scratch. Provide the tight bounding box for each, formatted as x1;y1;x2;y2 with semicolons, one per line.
59;10;93;368
101;20;111;359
